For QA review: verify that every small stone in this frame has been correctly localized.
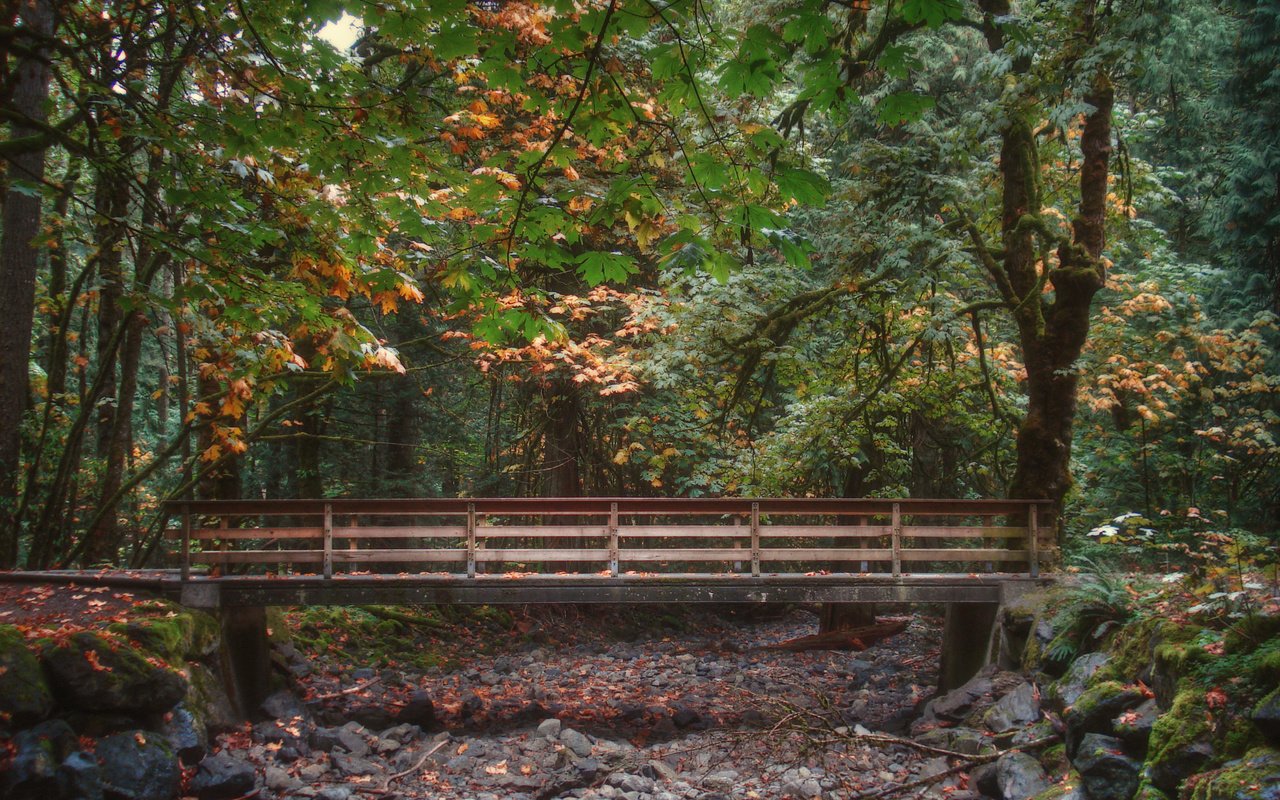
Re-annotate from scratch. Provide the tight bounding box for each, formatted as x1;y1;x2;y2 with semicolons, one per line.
672;707;702;728
984;682;1041;733
299;764;327;781
538;718;562;738
331;752;382;777
398;690;436;728
336;722;371;757
261;690;309;722
316;787;353;800
96;730;182;800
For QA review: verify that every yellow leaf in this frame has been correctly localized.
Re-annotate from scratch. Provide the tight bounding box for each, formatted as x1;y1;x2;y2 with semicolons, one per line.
200;444;222;463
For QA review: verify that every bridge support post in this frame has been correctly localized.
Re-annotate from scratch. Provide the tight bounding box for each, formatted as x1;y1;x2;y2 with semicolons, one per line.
218;605;272;718
937;601;1000;692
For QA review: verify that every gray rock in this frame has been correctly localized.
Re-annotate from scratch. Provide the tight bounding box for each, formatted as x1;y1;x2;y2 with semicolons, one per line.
1073;734;1142;800
1113;698;1160;755
984;682;1041;732
1147;738;1214;794
645;759;678;782
57;750;104;800
331;751;382;777
537;718;562;738
703;770;737;790
96;730;182;800
161;704;208;765
1055;653;1110;707
994;751;1050;800
561;727;593;757
190;752;257;800
1064;684;1146;756
42;633;187;715
265;765;302;791
336;722;371;757
316;787;353;800
347;704;396;731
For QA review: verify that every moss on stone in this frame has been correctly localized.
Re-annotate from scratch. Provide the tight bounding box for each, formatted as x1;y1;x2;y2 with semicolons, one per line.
1183;747;1280;800
0;624;53;728
1099;617;1200;686
1029;772;1083;800
1131;778;1169;800
1067;680;1129;717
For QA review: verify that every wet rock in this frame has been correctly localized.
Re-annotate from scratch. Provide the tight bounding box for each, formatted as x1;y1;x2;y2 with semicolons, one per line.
57;751;104;800
1253;689;1280;746
187;663;238;736
42;632;187;715
985;682;1041;733
265;765;302;792
190;752;257;800
96;730;181;800
161;704;208;765
0;626;53;730
316;787;353;800
994;751;1050;800
1073;733;1141;800
252;719;307;755
1053;653;1110;708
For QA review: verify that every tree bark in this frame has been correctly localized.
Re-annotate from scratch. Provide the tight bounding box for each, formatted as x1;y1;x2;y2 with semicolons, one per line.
0;0;56;567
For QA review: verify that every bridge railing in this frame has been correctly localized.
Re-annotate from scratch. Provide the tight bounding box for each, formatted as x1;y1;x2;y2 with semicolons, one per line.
163;498;1054;581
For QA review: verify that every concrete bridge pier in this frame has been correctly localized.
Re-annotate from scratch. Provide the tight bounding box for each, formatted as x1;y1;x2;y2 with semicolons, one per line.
936;580;1043;692
183;583;271;718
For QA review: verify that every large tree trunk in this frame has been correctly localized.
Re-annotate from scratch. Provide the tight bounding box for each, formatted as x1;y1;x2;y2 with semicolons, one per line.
1004;82;1113;518
0;0;56;567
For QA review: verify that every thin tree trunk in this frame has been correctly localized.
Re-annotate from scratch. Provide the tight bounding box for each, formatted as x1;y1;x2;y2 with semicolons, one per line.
0;0;56;567
46;159;81;398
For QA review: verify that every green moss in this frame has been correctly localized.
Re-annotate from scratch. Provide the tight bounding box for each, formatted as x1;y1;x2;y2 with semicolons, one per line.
1030;773;1083;800
1099;617;1201;684
0;624;53;727
1148;686;1214;767
1183;747;1280;800
1041;743;1070;777
1131;778;1170;800
1068;680;1128;716
110;615;195;661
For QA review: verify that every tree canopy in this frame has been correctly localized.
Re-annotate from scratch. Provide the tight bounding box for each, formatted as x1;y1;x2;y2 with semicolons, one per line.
0;0;1275;569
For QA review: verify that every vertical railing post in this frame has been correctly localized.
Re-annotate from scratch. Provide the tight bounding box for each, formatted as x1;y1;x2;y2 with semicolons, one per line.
891;503;902;577
608;502;619;577
750;502;760;577
322;502;333;579
1028;503;1040;578
857;514;868;573
466;503;476;578
180;503;191;582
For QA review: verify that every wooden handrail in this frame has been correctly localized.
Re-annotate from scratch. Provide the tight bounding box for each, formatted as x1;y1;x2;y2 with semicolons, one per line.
163;496;1055;581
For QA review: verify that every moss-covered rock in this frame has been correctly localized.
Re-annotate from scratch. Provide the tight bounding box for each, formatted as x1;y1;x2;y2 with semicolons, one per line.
0;625;53;730
1030;774;1087;800
1098;617;1201;706
42;632;187;715
96;730;181;800
1253;687;1280;746
1053;652;1111;708
109;607;220;662
1182;747;1280;800
1145;686;1215;794
1064;680;1146;756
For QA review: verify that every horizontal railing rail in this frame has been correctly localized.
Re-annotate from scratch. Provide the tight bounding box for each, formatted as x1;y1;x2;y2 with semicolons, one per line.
163;497;1055;582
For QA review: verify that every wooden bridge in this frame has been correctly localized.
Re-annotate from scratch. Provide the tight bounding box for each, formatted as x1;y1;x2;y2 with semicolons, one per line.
164;497;1055;608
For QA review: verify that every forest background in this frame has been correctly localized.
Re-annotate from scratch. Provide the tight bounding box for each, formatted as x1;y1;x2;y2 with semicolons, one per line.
0;0;1276;572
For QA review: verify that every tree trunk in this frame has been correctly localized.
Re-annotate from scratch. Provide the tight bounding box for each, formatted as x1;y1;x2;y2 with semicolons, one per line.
1005;81;1114;519
0;0;56;567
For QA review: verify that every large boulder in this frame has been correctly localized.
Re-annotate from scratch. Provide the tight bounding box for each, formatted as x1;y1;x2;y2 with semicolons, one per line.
57;751;104;800
1113;698;1159;756
160;704;208;765
1072;733;1142;800
42;632;187;715
110;609;219;662
96;730;181;800
0;626;53;730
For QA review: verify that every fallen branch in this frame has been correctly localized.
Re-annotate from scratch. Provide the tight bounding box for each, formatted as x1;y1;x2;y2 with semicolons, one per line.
310;676;381;701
